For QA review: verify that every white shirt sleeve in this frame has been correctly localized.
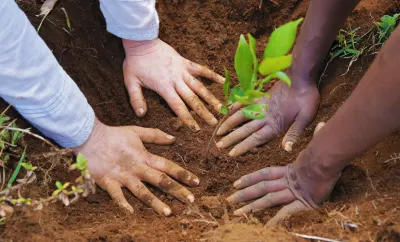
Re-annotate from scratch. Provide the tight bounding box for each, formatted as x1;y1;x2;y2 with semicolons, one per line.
0;0;95;148
99;0;159;41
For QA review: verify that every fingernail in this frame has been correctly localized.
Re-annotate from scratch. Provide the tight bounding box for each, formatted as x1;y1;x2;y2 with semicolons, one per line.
211;118;218;126
137;108;145;116
193;178;200;185
163;207;172;216
167;135;175;140
284;141;293;152
229;149;236;156
233;180;241;188
216;141;223;148
187;194;195;203
217;103;223;110
233;209;242;216
226;195;234;203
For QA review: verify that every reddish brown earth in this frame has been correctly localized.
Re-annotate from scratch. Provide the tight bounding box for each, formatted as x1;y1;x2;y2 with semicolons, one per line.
1;0;400;241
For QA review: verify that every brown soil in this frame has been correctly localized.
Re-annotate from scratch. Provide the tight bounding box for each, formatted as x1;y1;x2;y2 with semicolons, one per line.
2;0;400;241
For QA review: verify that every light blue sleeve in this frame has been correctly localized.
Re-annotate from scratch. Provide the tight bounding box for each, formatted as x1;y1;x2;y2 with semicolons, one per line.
99;0;159;41
0;0;95;148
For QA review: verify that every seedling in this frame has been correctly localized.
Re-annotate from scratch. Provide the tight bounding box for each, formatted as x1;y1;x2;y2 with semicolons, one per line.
220;18;303;119
205;19;303;158
375;14;400;44
331;27;364;60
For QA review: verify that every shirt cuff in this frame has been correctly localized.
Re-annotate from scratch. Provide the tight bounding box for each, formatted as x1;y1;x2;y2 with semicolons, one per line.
106;23;159;41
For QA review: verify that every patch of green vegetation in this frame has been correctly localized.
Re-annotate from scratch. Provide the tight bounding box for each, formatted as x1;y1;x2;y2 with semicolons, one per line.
221;18;303;119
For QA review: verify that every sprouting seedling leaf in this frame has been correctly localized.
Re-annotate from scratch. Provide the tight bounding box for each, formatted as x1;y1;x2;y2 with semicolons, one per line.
234;35;254;91
53;181;70;196
242;104;268;120
21;162;36;171
259;55;292;75
7;148;26;188
264;18;304;58
228;85;245;104
11;123;24;145
71;153;88;171
0;116;10;126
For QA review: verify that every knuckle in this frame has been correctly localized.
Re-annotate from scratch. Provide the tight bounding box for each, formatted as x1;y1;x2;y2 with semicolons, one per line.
257;181;268;191
260;168;270;176
251;132;264;142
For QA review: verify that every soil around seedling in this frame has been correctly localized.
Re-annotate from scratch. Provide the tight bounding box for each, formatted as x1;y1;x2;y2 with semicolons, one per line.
1;0;400;241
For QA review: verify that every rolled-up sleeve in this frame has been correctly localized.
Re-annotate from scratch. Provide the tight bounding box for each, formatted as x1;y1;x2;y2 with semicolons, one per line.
0;0;95;148
100;0;159;41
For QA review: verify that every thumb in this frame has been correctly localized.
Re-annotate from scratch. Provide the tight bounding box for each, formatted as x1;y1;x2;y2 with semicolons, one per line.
266;200;308;226
282;115;312;152
126;77;147;117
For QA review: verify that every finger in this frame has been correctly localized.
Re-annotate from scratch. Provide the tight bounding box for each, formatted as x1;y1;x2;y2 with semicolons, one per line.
233;167;286;189
228;102;243;114
125;76;147;117
176;83;218;126
229;125;278;157
216;110;248;136
149;154;200;187
281;118;310;152
124;176;172;216
97;176;133;213
130;126;176;145
233;189;294;215
216;120;265;149
226;178;287;204
186;60;224;84
160;89;200;131
266;200;309;226
140;167;194;203
184;73;222;112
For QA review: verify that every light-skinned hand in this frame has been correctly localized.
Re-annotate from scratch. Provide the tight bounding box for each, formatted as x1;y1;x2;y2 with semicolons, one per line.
122;38;224;130
73;118;199;216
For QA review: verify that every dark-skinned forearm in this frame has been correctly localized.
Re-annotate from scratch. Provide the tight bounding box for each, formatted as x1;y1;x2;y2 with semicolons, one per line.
296;27;400;203
290;0;360;88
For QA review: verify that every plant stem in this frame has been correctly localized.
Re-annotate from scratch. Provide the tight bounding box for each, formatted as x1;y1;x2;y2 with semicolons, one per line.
0;126;58;150
204;114;228;161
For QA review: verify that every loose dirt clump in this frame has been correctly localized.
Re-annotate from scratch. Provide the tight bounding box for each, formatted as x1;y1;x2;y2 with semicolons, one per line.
1;0;400;241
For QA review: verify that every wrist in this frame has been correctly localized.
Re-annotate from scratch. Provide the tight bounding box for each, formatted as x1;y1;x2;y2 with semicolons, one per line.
72;117;106;155
122;38;160;56
294;147;341;204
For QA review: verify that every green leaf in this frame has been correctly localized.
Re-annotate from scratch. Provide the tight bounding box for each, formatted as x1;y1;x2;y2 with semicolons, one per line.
223;69;231;100
7;148;26;188
259;55;292;75
228;85;245;104
247;33;258;84
264;18;304;58
245;90;269;99
234;95;254;105
56;181;63;190
234;35;254;91
76;153;88;170
272;71;291;87
344;48;360;55
0;116;10;126
220;105;229;115
21;162;33;171
242;104;268;120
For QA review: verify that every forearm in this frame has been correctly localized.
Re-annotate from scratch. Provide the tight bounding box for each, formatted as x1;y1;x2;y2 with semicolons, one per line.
296;26;400;202
0;0;94;148
99;0;159;41
290;0;360;88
